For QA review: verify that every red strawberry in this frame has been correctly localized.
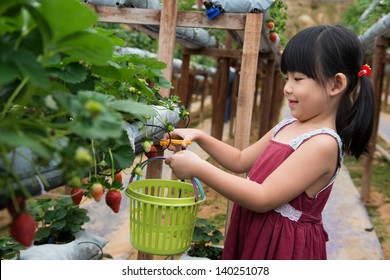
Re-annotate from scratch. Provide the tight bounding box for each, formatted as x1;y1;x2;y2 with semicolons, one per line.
269;32;277;43
144;145;158;159
267;21;275;30
114;172;122;183
105;190;121;213
91;183;104;202
7;196;26;218
10;213;36;247
71;187;84;205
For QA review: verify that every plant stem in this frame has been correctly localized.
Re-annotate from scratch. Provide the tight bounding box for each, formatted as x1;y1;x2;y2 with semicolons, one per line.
108;147;114;180
1;77;29;119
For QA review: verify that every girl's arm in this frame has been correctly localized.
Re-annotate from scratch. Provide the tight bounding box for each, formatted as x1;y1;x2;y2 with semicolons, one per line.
165;128;273;174
165;134;339;213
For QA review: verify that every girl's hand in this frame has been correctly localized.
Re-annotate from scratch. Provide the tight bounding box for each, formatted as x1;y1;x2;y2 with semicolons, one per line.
165;150;201;179
162;128;200;152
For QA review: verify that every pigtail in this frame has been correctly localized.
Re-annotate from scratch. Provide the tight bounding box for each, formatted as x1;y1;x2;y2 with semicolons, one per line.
336;75;374;158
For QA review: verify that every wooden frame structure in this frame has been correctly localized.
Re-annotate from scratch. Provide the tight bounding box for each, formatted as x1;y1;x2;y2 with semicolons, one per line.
89;0;282;259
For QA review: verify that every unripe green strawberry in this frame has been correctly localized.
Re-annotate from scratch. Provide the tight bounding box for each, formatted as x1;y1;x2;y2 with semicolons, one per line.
75;147;93;166
132;165;143;177
84;100;103;116
142;140;152;153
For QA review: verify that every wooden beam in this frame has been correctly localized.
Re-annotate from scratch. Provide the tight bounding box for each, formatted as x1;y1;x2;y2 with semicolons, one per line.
157;0;178;97
226;13;263;229
89;5;246;30
184;48;242;59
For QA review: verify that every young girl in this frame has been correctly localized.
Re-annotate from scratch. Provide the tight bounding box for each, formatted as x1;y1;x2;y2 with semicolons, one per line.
164;25;374;260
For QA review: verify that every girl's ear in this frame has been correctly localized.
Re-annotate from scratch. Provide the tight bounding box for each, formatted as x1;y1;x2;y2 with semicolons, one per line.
330;73;347;96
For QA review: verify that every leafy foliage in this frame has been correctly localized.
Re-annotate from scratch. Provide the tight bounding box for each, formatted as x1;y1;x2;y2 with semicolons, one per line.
0;0;185;202
187;218;225;260
340;0;390;35
0;236;24;260
26;197;90;244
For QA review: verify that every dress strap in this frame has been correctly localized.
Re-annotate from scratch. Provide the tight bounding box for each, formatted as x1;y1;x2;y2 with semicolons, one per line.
272;117;296;138
288;127;343;162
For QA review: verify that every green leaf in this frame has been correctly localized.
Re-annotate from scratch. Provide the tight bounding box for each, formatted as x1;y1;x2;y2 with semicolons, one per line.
54;207;67;220
111;99;157;116
0;130;51;158
34;227;51;241
106;145;135;170
55;31;113;66
11;48;49;87
48;62;87;84
0;60;18;84
40;0;97;42
52;219;66;230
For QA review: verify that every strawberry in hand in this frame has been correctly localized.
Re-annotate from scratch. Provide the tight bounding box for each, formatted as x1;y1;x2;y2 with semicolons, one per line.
145;145;158;159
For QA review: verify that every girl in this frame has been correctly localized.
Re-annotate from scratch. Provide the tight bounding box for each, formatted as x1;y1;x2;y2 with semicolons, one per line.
164;25;374;260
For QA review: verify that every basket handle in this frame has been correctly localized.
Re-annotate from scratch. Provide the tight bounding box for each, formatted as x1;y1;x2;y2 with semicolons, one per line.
129;156;205;202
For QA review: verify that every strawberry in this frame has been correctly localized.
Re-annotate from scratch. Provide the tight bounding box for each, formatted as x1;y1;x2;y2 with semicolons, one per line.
105;190;121;213
114;172;122;183
269;32;277;43
142;140;152;153
7;196;26;218
267;21;275;30
91;183;104;202
71;187;84;205
144;145;158;159
132;164;143;177
10;213;36;247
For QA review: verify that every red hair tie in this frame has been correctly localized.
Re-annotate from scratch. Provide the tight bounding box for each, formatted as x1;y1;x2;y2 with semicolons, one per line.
358;64;371;78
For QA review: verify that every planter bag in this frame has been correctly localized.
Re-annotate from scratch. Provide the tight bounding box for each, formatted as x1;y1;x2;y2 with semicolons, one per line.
124;105;181;154
20;231;108;260
84;0;161;9
210;0;274;13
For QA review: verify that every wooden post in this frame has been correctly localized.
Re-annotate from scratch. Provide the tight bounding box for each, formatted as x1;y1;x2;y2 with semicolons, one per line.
258;53;275;138
226;13;263;230
139;0;178;260
229;69;240;138
361;37;388;202
157;0;178;98
211;57;230;139
178;52;191;108
270;70;285;127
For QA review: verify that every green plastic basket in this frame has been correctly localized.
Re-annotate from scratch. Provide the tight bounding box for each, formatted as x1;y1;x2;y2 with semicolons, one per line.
126;172;205;255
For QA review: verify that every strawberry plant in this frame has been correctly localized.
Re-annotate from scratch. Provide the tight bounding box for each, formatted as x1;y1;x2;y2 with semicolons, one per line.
187;218;225;260
26;197;90;245
0;0;188;207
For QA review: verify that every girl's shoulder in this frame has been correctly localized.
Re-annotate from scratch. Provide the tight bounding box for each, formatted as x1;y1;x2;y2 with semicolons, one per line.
272;117;343;161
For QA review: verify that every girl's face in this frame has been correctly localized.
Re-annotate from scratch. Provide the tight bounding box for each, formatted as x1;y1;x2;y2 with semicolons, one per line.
283;71;331;122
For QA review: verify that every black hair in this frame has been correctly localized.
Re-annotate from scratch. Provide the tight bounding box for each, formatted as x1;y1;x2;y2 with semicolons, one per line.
281;25;374;159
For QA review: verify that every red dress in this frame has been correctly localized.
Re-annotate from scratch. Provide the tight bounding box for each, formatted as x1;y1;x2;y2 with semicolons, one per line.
222;118;343;260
